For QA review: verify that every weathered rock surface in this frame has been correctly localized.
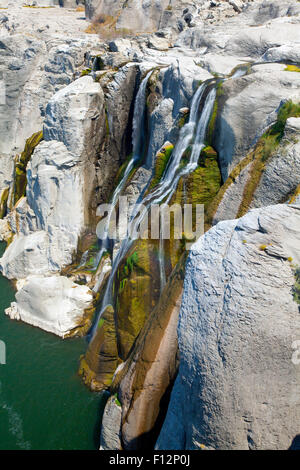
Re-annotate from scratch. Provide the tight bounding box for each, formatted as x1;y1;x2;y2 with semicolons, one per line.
100;259;184;450
157;204;300;450
85;0;253;32
1;76;105;280
5;275;93;338
212;113;300;225
0;4;100;194
100;395;122;450
0;75;106;336
250;119;300;209
215;63;300;180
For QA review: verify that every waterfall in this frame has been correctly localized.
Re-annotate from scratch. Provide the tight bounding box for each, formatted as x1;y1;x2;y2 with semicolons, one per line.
158;86;217;290
132;71;153;160
90;71;153;274
90;80;217;338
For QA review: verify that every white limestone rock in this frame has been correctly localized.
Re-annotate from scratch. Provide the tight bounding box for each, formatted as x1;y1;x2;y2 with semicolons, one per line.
157;204;300;450
0;76;105;281
147;36;170;51
285;117;300;134
196;53;250;76
5;275;93;338
43;76;104;157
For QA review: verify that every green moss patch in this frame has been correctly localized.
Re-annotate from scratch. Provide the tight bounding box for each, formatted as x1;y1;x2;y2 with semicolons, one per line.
150;144;174;189
79;305;119;391
14;131;43;206
236;100;300;217
115;239;161;360
0;187;9;219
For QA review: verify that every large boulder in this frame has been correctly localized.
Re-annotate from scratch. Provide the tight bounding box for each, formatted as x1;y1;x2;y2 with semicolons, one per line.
0;32;100;194
0;76;105;336
157;204;300;450
5;275;93;338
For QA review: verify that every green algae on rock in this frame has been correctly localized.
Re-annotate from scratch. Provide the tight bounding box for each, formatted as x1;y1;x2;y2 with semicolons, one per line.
109;255;186;450
13;131;43;207
149;142;174;189
79;305;119;391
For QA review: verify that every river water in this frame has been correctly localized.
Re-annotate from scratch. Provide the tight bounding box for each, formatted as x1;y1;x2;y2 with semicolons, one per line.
0;243;105;450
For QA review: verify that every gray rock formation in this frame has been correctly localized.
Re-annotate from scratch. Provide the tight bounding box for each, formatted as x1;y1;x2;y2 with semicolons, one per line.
157;204;300;450
212;115;300;225
1;0;300;451
85;0;250;32
1;76;105;280
250;118;300;208
215;63;300;180
100;396;122;450
0;5;100;195
1;76;105;335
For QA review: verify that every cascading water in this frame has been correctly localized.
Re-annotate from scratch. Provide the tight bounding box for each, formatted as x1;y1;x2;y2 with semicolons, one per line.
159;86;217;290
90;79;218;339
89;70;153;274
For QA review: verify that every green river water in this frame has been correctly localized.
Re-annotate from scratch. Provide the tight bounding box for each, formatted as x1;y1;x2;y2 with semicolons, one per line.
0;243;106;450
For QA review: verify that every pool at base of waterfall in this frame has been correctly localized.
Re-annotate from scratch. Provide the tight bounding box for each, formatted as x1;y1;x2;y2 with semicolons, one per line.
0;242;107;450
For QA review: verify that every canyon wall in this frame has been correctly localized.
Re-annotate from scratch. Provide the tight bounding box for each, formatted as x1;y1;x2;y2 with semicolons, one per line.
0;0;300;450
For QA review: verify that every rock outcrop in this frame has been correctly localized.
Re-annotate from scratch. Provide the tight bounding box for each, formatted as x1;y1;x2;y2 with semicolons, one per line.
0;4;100;196
210;106;300;225
1;76;105;280
6;275;93;338
214;63;300;180
157;204;300;450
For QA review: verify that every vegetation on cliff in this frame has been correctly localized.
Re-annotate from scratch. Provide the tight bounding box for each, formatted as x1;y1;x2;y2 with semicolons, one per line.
13;131;43;207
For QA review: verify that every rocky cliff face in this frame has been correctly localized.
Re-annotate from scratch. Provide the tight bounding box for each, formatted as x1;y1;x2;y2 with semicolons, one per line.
157;204;300;450
0;0;300;450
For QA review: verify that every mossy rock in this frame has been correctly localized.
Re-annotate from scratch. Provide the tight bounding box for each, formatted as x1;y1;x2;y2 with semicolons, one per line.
80;68;91;77
14;131;43;206
206;100;300;225
236;100;300;217
149;143;174;189
172;150;221;236
79;305;119;391
200;145;218;159
0;187;9;219
115;239;161;360
110;254;187;449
